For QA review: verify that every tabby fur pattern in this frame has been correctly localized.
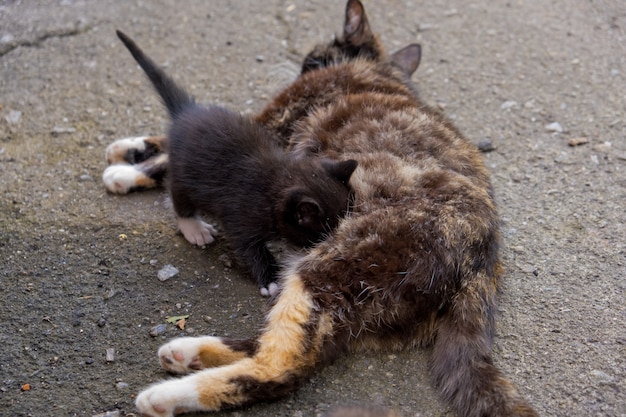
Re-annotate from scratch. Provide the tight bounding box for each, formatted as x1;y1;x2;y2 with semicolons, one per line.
109;1;538;416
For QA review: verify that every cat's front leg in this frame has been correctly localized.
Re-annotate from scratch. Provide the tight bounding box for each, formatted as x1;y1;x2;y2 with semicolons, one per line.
105;135;167;165
137;273;330;414
136;360;260;416
135;376;203;417
235;239;281;296
103;164;158;194
103;153;168;194
176;217;218;247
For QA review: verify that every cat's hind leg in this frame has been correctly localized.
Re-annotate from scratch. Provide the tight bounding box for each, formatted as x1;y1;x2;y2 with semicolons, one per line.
136;272;332;416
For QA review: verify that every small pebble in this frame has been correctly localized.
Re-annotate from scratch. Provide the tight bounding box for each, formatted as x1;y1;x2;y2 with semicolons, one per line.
477;140;496;153
115;381;129;390
158;264;179;281
149;259;158;266
417;23;436;32
589;369;614;383
592;142;612;153
85;357;94;365
255;55;265;62
97;318;106;327
149;324;167;337
1;33;15;43
219;253;233;268
568;137;589;147
500;100;517;110
545;122;563;133
5;110;22;125
51;126;76;135
103;289;118;300
92;412;120;417
105;348;115;362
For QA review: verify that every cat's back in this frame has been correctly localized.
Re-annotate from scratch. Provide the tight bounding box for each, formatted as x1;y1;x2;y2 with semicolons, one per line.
169;104;279;164
261;60;493;209
258;58;500;305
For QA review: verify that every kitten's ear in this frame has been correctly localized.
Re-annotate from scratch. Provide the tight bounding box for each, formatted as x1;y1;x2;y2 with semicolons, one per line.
295;196;322;228
322;159;359;184
391;44;422;76
344;0;373;45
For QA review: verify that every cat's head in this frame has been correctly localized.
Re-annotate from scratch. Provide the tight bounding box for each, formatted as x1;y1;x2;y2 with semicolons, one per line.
301;0;421;77
279;158;358;247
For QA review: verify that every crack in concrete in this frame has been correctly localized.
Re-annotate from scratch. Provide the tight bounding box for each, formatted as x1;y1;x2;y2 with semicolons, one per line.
0;22;93;57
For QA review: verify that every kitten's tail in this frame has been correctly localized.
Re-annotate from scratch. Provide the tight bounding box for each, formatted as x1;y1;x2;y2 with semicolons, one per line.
116;30;194;119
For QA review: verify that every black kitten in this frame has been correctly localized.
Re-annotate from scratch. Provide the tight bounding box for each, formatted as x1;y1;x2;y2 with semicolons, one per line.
116;30;358;295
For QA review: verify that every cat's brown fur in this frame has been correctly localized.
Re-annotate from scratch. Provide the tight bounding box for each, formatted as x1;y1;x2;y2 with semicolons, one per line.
128;1;537;416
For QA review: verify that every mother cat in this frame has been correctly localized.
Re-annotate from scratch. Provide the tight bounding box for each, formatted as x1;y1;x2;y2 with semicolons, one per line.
125;1;537;416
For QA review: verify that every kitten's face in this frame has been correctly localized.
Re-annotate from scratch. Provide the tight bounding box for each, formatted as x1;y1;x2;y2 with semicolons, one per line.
280;159;358;247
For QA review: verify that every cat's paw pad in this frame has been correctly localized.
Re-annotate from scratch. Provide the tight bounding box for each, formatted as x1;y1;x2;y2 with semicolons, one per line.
259;282;280;297
102;165;142;194
158;337;205;374
136;378;199;417
105;136;149;165
177;217;218;247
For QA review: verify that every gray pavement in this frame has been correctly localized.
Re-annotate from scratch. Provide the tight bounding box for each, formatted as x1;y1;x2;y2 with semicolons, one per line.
1;1;625;416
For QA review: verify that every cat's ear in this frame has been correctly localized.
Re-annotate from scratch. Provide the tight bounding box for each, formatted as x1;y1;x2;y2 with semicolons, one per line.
322;159;358;184
391;44;422;76
344;0;373;46
295;196;322;228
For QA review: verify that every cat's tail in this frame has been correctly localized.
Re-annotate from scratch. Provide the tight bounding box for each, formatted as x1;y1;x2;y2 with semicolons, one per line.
430;272;538;417
116;30;194;119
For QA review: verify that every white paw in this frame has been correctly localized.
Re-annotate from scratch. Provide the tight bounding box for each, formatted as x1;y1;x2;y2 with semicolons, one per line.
102;165;141;194
158;337;212;374
259;282;280;297
135;377;200;417
105;136;149;164
177;217;218;246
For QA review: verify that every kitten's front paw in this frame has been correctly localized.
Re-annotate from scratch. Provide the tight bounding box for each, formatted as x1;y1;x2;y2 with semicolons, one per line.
136;378;199;417
158;337;205;374
177;217;218;246
259;282;280;297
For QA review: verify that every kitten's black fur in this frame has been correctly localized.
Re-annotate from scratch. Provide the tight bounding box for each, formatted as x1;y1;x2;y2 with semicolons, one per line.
116;30;358;292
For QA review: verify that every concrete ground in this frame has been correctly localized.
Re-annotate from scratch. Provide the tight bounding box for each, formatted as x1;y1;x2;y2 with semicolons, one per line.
1;1;624;416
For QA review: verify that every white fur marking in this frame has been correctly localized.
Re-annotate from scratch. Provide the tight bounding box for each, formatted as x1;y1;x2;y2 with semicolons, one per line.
177;217;218;246
102;165;142;194
158;336;218;374
260;282;280;297
135;376;200;417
